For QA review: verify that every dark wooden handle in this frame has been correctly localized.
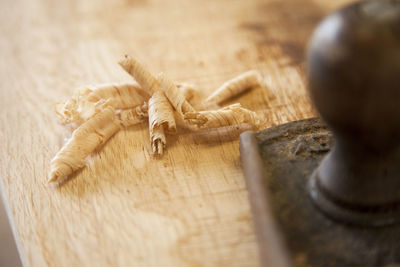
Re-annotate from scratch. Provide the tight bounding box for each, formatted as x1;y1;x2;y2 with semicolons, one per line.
307;0;400;226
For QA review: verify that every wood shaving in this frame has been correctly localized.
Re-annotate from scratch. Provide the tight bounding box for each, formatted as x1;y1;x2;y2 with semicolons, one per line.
176;82;198;102
148;91;176;156
204;70;262;104
48;106;121;184
55;83;149;125
50;54;264;185
191;124;256;144
118;55;160;94
54;87;92;125
85;83;149;109
157;72;195;116
119;102;148;127
184;103;260;129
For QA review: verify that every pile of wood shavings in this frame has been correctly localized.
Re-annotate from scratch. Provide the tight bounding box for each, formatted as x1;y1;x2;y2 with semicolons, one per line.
49;55;263;184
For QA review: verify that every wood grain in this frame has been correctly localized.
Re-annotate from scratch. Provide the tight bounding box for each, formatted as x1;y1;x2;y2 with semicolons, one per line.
0;0;355;266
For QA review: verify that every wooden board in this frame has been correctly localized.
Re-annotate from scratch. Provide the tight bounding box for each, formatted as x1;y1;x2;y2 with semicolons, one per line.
0;0;355;266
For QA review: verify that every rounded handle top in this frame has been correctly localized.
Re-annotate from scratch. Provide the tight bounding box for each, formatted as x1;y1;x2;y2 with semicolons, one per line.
307;0;400;151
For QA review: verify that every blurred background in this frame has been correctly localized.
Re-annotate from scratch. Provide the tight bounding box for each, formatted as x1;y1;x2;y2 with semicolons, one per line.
0;191;22;267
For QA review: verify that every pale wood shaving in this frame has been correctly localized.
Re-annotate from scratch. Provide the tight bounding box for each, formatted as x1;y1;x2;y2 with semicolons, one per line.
191;124;256;144
184;103;261;129
85;83;150;109
55;83;149;125
157;72;195;117
148;91;176;156
204;70;262;104
48;106;121;183
54;87;92;125
51;54;264;182
119;102;149;127
118;55;160;94
176;82;198;102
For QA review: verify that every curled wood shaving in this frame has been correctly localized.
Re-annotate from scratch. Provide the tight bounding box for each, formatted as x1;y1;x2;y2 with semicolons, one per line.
50;52;264;184
157;72;195;116
204;70;262;104
55;83;149;125
118;55;160;94
48;106;121;184
148;91;176;156
54;87;92;125
119;102;148;127
176;82;198;102
184;103;260;129
191;124;257;144
85;83;150;109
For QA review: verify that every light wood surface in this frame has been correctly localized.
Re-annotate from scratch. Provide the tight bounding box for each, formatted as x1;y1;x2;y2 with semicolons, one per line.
0;0;355;266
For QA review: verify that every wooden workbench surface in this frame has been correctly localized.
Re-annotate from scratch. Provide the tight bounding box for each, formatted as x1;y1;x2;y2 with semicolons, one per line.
0;0;354;266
